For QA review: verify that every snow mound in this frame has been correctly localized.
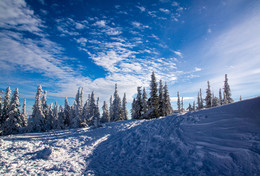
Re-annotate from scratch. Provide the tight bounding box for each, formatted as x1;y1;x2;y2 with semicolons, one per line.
1;97;260;175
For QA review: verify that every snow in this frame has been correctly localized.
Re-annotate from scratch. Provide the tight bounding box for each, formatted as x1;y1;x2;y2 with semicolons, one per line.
1;97;260;175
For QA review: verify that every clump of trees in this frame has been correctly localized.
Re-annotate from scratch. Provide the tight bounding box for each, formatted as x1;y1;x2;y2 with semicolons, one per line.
131;72;173;119
0;84;128;136
180;74;234;113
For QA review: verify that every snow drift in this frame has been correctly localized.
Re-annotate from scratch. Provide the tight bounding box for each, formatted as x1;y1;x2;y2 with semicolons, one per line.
1;97;260;175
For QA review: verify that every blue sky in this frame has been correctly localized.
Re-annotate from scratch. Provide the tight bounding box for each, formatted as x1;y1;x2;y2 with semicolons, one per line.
0;0;260;114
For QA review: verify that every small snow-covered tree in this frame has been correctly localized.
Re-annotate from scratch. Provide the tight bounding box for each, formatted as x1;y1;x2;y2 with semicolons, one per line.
177;91;181;112
45;103;53;130
188;103;192;112
82;94;90;126
2;88;22;135
31;85;46;132
109;95;113;121
131;98;137;119
21;99;28;128
42;90;48;125
70;101;80;128
52;101;59;129
181;97;184;112
142;88;148;115
121;93;128;120
57;105;65;130
163;82;173;116
101;101;109;123
149;72;159;119
205;81;212;108
134;87;143;119
223;74;233;104
219;88;223;105
158;80;164;116
111;84;122;121
212;94;219;107
64;97;70;127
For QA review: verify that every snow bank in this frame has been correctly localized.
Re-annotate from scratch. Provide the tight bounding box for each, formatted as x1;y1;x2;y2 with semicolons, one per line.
1;97;260;175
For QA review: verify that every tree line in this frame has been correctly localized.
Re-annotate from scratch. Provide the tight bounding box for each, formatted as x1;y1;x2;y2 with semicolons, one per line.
0;72;234;136
0;84;127;136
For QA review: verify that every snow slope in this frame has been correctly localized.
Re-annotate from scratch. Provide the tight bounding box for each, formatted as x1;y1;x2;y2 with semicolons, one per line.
1;97;260;175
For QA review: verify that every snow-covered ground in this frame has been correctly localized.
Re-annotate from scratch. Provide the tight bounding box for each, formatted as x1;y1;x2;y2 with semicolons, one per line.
1;97;260;175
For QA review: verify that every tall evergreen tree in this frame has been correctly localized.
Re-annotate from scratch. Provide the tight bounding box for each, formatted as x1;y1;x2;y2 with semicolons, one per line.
57;105;65;130
101;101;109;123
149;72;159;119
199;88;203;109
135;87;143;119
2;88;22;135
53;101;59;129
142;88;148;115
163;83;173;116
205;81;212;108
181;97;184;112
223;74;233;104
70;101;79;128
109;95;113;121
219;88;223;105
31;85;46;132
121;93;128;120
131;98;137;119
197;92;201;110
177;91;181;112
111;84;122;121
1;87;11;125
21;99;28;128
158;80;164;116
64;97;70;127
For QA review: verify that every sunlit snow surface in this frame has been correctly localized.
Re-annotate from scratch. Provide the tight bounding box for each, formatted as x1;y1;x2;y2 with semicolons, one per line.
1;97;260;175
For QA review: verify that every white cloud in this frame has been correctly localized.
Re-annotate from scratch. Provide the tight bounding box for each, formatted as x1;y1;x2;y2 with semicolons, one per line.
136;6;145;12
174;51;183;58
194;67;202;72
0;0;42;35
76;37;88;46
93;20;106;27
132;21;150;29
159;8;170;14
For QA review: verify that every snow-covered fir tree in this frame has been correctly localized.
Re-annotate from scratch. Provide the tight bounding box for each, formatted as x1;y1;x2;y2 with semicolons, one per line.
82;94;91;126
30;85;46;132
64;97;70;127
205;81;212;108
158;80;164;116
101;101;109;123
177;91;181;112
199;88;203;109
53;102;59;129
181;97;184;112
133;86;143;119
42;90;48;126
93;97;101;127
149;72;159;119
111;84;122;121
109;95;113;121
212;94;219;107
46;103;53;131
162;82;173;116
121;93;128;120
57;105;65;130
188;103;192;112
142;88;148;116
131;98;137;119
223;74;233;104
1;87;11;126
74;88;83;126
70;101;80;128
2;88;22;135
21;99;28;128
197;92;201;110
219;88;223;105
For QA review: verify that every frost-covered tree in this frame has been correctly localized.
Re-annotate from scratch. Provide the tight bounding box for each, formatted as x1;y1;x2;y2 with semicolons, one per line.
223;74;233;104
45;103;53;131
109;95;113;121
75;88;83;125
70;101;80;128
64;97;70;127
131;98;137;119
111;84;122;121
57;105;65;130
199;88;203;109
134;87;143;119
158;80;164;116
31;85;46;132
21;99;28;128
1;87;11;125
82;94;90;126
219;88;223;105
93;97;101;128
212;94;219;107
52;101;59;129
101;101;109;123
121;93;128;120
181;97;184;112
142;88;148;115
177;91;181;112
197;92;200;110
205;81;212;108
149;72;159;119
2;88;22;135
163;82;173;116
188;103;192;112
42;90;48;125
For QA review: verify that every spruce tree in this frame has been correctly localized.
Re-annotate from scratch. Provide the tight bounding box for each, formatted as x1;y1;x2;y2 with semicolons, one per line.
3;88;22;135
64;97;70;127
149;72;159;119
31;85;46;132
21;99;28;128
142;88;148;116
219;88;223;105
135;87;143;119
131;98;137;119
111;84;122;121
57;105;65;130
101;101;109;123
212;94;219;107
121;93;128;120
1;87;11;125
197;92;200;110
223;74;233;104
177;91;181;112
181;97;184;112
163;82;173;116
199;88;203;109
109;95;113;121
158;80;164;116
42;90;48;129
205;81;212;108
